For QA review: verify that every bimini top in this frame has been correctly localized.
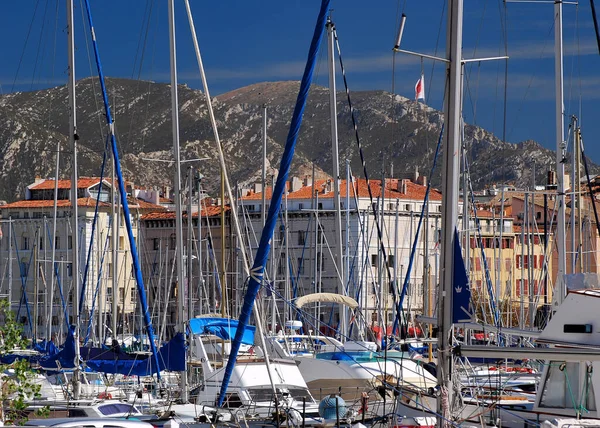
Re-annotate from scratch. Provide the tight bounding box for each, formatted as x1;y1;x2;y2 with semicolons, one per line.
188;317;256;345
294;293;359;309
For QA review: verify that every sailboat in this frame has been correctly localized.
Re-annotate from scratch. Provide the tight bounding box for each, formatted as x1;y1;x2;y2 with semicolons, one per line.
390;0;600;426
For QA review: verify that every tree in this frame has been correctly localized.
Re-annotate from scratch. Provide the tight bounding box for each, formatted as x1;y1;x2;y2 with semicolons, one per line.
0;299;49;424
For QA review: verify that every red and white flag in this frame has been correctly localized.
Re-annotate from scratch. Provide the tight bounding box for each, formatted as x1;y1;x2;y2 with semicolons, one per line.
415;74;425;101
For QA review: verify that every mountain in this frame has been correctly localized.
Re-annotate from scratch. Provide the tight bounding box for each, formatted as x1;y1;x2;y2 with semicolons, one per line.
0;77;583;203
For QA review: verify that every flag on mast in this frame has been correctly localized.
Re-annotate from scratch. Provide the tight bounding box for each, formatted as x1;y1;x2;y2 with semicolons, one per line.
415;74;425;101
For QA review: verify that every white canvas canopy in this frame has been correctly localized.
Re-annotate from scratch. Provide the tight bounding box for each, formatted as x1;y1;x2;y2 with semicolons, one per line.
294;293;359;309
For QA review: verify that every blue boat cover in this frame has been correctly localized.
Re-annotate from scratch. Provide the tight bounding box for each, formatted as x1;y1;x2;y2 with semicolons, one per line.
38;327;186;376
188;317;255;346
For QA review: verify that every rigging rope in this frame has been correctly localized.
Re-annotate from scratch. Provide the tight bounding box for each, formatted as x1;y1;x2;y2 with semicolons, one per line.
79;136;109;313
217;0;331;406
82;0;162;381
395;125;444;335
333;26;401;338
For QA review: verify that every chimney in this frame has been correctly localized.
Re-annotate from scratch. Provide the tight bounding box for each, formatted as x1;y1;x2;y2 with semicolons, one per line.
398;179;409;194
303;176;312;187
326;179;333;193
253;183;263;193
291;176;302;192
152;190;159;205
416;175;427;187
164;186;171;200
547;170;556;186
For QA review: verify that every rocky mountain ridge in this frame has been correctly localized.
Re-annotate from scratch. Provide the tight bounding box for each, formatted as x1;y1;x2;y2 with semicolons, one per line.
0;77;577;203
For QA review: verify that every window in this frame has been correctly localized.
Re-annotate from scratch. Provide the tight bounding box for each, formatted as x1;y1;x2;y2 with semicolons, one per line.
107;287;112;296
68;235;73;250
317;252;324;271
20;260;27;278
298;203;304;210
39;237;44;250
22;235;29;250
297;258;304;275
131;264;136;278
55;236;60;250
405;204;411;211
169;234;176;250
516;255;521;269
119;236;125;250
153;238;160;250
318;202;323;210
371;254;378;267
516;279;528;297
297;230;306;245
317;228;324;245
120;287;125;303
278;253;286;275
279;225;285;242
387;254;395;268
66;263;73;277
523;255;529;269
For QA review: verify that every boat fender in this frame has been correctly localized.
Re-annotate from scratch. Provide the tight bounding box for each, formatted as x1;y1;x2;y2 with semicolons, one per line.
98;392;112;399
359;392;368;414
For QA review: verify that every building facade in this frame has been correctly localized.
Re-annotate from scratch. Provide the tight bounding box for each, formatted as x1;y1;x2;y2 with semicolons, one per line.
0;177;164;342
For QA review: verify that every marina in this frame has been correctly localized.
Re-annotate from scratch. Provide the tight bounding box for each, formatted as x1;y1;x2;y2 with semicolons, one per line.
1;0;600;427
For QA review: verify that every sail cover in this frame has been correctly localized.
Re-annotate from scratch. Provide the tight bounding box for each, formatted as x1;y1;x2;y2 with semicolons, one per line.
295;293;359;309
452;229;473;323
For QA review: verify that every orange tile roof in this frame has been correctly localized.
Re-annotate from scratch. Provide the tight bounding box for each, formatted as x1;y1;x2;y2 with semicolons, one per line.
242;178;441;202
471;209;495;218
0;197;164;211
29;177;133;191
127;198;167;211
0;197;110;209
141;205;228;221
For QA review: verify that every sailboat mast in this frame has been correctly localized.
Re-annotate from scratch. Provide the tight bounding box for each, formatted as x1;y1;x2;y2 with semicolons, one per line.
111;152;118;340
554;0;567;305
188;167;194;317
262;105;267;227
438;0;463;423
48;142;60;341
167;0;188;402
67;0;81;401
326;17;346;339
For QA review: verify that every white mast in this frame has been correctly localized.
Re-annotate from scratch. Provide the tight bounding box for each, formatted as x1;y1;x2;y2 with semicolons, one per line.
554;0;567;307
167;0;187;402
48;142;60;341
262;105;267;227
111;149;118;341
326;17;346;339
67;0;81;401
182;0;278;402
438;0;463;424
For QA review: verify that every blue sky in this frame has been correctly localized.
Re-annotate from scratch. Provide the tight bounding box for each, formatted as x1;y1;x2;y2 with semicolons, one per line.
2;1;600;166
